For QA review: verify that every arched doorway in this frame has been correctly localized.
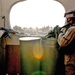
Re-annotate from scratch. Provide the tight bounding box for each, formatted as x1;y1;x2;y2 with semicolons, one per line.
9;0;66;37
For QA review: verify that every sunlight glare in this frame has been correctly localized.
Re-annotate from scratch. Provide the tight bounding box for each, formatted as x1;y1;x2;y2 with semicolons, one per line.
10;0;66;28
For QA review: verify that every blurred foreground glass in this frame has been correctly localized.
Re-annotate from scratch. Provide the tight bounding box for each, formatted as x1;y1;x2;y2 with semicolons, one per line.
19;37;58;75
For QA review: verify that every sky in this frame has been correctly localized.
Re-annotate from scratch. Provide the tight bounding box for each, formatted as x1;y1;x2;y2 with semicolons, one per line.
10;0;66;29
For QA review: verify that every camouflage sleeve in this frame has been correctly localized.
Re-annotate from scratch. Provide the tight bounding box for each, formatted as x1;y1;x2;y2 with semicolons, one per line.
58;26;75;47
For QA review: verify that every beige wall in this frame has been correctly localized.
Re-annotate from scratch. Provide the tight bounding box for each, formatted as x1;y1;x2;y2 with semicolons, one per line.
57;0;75;11
0;0;24;28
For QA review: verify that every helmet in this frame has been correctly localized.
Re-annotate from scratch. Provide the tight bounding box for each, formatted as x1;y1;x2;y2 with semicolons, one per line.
64;10;75;23
64;10;75;18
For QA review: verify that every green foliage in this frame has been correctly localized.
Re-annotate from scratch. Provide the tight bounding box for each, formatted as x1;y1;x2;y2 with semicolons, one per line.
45;25;61;38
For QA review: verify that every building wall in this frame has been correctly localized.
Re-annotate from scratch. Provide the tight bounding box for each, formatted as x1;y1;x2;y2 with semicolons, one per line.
0;0;24;28
57;0;75;11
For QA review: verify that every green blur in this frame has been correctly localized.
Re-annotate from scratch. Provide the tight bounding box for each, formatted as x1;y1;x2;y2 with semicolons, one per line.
20;38;58;75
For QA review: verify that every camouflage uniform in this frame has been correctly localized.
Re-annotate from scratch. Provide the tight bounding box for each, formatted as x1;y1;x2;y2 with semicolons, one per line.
58;10;75;75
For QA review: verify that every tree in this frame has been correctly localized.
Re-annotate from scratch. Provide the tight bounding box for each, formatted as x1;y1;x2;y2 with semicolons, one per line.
13;25;23;32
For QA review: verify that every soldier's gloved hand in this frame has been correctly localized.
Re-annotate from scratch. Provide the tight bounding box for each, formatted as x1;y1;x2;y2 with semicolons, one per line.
60;28;66;34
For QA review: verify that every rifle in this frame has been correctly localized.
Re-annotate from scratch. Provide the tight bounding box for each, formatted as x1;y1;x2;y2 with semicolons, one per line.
61;22;75;29
60;22;75;33
61;23;70;29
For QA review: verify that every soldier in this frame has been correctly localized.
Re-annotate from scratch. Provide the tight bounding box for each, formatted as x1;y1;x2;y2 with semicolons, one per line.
58;10;75;75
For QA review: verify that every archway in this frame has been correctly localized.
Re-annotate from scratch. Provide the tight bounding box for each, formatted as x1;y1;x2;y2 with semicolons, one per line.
9;0;66;37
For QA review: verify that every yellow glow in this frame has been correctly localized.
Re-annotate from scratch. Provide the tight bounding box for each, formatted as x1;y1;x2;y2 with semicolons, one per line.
33;43;43;60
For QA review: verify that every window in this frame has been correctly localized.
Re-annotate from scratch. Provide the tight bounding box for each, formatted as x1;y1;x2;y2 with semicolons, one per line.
10;0;65;37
